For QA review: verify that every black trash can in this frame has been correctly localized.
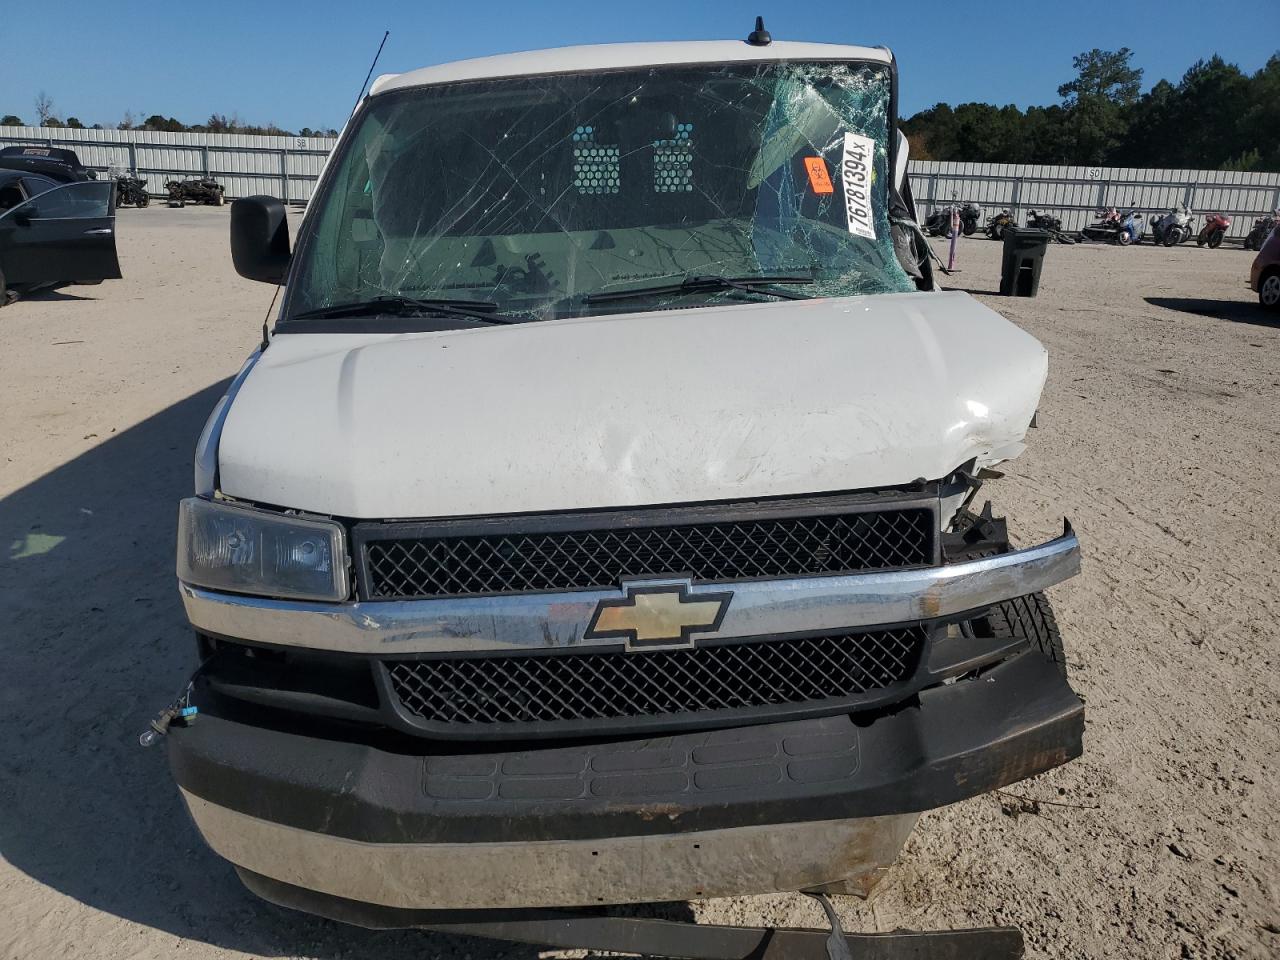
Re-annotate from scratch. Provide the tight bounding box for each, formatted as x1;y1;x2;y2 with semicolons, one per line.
999;227;1050;297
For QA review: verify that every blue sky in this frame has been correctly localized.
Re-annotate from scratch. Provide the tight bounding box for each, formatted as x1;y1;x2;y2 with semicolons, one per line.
3;0;1276;131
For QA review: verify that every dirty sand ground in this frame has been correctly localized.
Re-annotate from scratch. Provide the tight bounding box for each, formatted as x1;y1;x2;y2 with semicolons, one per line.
1;209;1277;960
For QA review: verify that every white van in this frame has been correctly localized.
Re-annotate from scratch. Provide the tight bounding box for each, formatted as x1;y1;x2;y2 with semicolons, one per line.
165;33;1082;938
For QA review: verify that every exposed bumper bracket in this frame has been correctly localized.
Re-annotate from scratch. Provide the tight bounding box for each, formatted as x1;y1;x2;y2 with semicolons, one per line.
241;868;1025;959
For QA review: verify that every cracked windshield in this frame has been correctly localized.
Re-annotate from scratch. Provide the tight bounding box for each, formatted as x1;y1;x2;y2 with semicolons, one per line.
287;61;915;325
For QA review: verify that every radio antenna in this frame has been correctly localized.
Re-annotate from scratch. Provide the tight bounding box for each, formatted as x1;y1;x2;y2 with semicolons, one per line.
352;30;390;115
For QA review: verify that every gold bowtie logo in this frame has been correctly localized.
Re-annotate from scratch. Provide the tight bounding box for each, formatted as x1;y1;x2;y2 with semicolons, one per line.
585;581;732;651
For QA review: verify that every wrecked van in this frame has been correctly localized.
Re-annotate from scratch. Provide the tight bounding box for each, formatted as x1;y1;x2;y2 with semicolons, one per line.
164;32;1083;954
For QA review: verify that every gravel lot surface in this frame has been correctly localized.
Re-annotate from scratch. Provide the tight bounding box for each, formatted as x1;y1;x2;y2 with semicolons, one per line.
1;208;1277;959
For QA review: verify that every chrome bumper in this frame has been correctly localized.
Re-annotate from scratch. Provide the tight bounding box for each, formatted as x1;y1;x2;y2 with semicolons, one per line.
181;789;916;909
180;521;1079;655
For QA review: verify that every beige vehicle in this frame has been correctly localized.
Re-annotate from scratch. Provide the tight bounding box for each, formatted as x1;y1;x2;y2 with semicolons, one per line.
1250;214;1280;310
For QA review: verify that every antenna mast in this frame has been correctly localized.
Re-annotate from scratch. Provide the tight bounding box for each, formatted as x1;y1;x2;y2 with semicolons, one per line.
352;30;391;115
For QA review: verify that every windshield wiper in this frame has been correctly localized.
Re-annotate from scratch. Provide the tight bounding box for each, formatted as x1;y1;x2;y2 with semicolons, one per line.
582;273;814;305
290;295;521;325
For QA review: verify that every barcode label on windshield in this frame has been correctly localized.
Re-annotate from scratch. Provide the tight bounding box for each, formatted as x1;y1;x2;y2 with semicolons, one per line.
840;132;876;240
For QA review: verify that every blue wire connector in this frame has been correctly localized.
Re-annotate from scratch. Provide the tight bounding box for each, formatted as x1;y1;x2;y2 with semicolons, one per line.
138;667;206;747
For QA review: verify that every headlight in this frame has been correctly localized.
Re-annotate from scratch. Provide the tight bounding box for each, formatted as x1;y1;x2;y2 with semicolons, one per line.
177;498;349;601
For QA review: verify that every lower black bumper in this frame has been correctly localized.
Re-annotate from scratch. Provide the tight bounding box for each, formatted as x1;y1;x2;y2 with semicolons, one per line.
169;649;1081;910
171;649;1080;843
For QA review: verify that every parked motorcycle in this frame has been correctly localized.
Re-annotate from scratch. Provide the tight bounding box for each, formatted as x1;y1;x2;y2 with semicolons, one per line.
1148;204;1194;247
1081;205;1145;245
985;209;1015;240
957;201;981;237
924;200;981;238
1026;209;1076;244
1025;209;1062;232
1196;212;1231;249
114;175;150;208
1244;212;1278;251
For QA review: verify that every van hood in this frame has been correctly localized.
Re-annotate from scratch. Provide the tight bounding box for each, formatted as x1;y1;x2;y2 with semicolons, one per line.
216;291;1047;519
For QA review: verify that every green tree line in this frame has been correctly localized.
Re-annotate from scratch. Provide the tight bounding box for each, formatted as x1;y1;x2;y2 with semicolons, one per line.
2;94;337;138
901;49;1279;171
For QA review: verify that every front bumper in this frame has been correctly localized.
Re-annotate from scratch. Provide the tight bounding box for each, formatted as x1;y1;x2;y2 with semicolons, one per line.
178;522;1080;655
170;648;1083;911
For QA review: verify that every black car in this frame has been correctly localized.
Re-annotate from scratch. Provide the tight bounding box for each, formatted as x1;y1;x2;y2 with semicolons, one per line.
0;167;122;303
0;145;97;182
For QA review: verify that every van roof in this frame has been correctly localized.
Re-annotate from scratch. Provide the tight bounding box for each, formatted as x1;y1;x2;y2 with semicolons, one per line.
370;40;893;95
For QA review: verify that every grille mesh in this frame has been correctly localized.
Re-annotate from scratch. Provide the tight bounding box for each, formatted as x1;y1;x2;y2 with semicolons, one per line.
386;627;925;727
364;508;934;600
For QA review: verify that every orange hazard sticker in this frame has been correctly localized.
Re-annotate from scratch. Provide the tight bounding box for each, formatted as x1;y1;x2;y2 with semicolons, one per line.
804;157;834;194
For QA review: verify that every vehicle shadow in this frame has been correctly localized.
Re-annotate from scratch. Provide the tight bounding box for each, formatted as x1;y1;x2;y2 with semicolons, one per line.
19;287;97;302
1144;296;1277;328
944;283;1003;297
2;382;668;958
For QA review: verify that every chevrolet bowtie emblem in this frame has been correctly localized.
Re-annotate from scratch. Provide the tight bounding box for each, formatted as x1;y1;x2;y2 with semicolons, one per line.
584;580;733;651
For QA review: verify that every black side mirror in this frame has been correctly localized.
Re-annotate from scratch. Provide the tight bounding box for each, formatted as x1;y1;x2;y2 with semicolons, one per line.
231;195;291;284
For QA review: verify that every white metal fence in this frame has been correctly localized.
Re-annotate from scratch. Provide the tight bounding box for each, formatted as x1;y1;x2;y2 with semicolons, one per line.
908;161;1280;240
5;126;1280;235
0;125;338;203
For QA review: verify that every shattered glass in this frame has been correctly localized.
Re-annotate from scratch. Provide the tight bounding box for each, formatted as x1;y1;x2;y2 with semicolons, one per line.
287;61;915;326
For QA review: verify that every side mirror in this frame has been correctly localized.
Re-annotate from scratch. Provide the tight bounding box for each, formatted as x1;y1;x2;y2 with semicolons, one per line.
231;195;291;284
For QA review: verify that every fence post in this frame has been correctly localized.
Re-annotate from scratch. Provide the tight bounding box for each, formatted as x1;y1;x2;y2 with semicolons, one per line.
127;141;138;176
1010;177;1022;222
202;145;211;178
279;149;289;202
927;174;937;211
1096;180;1108;214
1184;181;1196;210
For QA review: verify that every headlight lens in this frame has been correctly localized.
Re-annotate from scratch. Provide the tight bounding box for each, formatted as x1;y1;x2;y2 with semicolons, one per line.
177;498;349;601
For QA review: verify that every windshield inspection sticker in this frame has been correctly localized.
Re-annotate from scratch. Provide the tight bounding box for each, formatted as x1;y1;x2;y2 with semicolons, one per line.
803;157;834;194
840;132;876;240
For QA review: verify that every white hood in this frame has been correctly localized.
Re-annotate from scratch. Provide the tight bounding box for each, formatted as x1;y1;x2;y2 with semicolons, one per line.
217;291;1047;519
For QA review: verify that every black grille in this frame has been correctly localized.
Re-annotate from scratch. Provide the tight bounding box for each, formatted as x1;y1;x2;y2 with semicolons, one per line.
386;627;925;728
363;507;934;599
